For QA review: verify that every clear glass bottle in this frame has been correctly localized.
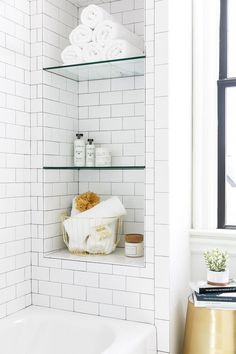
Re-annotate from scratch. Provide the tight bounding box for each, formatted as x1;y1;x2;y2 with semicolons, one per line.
74;133;85;167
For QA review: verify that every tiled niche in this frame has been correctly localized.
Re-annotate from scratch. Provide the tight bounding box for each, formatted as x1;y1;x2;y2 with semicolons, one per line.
41;0;146;263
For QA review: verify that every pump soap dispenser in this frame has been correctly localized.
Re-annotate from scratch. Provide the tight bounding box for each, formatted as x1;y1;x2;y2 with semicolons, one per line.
86;139;95;167
74;133;85;167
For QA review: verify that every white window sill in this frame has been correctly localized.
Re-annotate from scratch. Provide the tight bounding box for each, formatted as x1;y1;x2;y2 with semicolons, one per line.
190;229;236;254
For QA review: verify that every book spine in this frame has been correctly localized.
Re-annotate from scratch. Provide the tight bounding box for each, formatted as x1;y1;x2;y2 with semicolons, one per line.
193;293;236;308
195;294;236;302
201;297;236;302
200;287;236;294
194;300;236;308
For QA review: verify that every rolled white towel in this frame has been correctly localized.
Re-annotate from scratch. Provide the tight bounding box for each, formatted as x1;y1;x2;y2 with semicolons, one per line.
83;41;104;62
94;20;144;51
61;45;83;65
69;24;93;48
104;39;143;60
81;4;113;29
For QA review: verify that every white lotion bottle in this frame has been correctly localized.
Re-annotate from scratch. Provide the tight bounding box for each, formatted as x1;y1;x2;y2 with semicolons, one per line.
86;138;95;167
74;133;85;167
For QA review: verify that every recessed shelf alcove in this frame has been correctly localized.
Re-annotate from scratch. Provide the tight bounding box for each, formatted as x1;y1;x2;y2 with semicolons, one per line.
42;0;146;267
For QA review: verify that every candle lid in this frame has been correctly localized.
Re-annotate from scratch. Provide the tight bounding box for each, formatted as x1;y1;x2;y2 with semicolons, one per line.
125;234;144;243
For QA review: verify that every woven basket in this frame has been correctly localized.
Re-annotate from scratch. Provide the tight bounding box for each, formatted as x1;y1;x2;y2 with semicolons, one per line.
61;213;122;256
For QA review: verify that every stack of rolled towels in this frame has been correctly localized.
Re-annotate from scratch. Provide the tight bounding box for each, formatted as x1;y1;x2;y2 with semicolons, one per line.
61;4;144;65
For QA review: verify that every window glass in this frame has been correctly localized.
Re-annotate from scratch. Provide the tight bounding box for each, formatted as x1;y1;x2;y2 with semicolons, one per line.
225;87;236;225
227;0;236;76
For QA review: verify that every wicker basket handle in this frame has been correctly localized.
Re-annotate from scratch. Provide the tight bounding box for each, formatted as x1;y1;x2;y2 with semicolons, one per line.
114;217;123;247
61;213;69;248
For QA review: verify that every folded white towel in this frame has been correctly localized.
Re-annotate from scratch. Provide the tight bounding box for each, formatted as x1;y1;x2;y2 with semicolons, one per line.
81;5;113;29
75;196;126;219
61;45;83;65
104;39;143;60
82;41;104;62
69;24;93;48
94;20;144;51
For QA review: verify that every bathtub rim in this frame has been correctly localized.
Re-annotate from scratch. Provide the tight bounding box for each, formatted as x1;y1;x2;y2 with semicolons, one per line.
0;305;156;354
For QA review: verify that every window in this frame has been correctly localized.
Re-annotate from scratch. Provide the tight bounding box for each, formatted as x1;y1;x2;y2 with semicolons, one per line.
218;0;236;228
192;0;219;230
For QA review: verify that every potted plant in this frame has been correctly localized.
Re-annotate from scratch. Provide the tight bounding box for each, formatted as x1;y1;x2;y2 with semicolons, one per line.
204;248;229;285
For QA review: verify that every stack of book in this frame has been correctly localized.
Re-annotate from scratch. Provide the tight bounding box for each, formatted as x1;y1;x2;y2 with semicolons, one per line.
190;280;236;308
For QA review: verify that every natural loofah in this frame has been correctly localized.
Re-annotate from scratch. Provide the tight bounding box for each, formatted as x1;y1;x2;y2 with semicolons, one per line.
75;192;100;212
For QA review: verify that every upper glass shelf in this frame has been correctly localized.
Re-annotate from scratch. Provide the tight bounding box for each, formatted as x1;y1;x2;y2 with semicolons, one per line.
43;166;145;170
43;56;145;82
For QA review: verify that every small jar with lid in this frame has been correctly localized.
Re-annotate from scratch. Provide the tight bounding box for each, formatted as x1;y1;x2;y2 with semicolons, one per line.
125;234;144;257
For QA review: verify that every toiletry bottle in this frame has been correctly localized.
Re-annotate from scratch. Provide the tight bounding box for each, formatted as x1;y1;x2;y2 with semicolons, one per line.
86;139;95;167
74;133;85;167
95;147;111;167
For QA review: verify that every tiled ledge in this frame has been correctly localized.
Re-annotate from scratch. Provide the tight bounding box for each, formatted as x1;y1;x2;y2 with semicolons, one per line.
45;247;145;268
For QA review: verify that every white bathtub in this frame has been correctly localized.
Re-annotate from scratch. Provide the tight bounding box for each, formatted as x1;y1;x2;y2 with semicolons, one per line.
0;306;156;354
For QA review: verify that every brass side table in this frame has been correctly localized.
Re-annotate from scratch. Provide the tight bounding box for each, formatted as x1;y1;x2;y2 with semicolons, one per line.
183;299;236;354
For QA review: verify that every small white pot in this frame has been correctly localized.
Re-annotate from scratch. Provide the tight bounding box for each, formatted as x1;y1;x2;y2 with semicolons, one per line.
207;269;229;285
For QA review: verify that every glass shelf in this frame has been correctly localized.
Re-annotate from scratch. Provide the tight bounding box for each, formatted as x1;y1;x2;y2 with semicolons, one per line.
43;56;145;82
43;166;145;170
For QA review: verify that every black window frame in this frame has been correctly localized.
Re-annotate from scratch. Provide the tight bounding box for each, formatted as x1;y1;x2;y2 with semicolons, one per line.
218;0;236;228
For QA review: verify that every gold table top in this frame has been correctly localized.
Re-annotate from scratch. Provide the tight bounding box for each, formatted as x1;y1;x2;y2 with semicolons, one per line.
183;300;236;354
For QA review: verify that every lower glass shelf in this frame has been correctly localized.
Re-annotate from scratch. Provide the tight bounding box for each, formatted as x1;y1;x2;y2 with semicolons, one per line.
43;166;145;170
45;247;145;268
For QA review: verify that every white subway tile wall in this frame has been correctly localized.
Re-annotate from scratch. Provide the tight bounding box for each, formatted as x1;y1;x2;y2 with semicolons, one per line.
0;0;169;353
0;0;32;317
154;0;169;352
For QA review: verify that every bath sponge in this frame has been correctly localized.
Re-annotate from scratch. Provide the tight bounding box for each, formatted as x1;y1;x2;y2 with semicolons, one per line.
75;191;100;212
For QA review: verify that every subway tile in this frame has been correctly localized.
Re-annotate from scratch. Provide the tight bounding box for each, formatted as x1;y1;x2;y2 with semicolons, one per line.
62;284;86;300
155;224;170;256
87;288;112;304
141;294;154;310
32;294;50;307
32;266;50;281
156;319;170;352
38;281;61;297
127;307;154;324
127;277;154;294
155;288;169;320
74;271;99;287
155;256;170;289
155;0;168;33
74;300;99;315
100;274;125;291
100;304;125;319
100;91;122;105
7;296;25;316
51;296;73;311
113;290;140;308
